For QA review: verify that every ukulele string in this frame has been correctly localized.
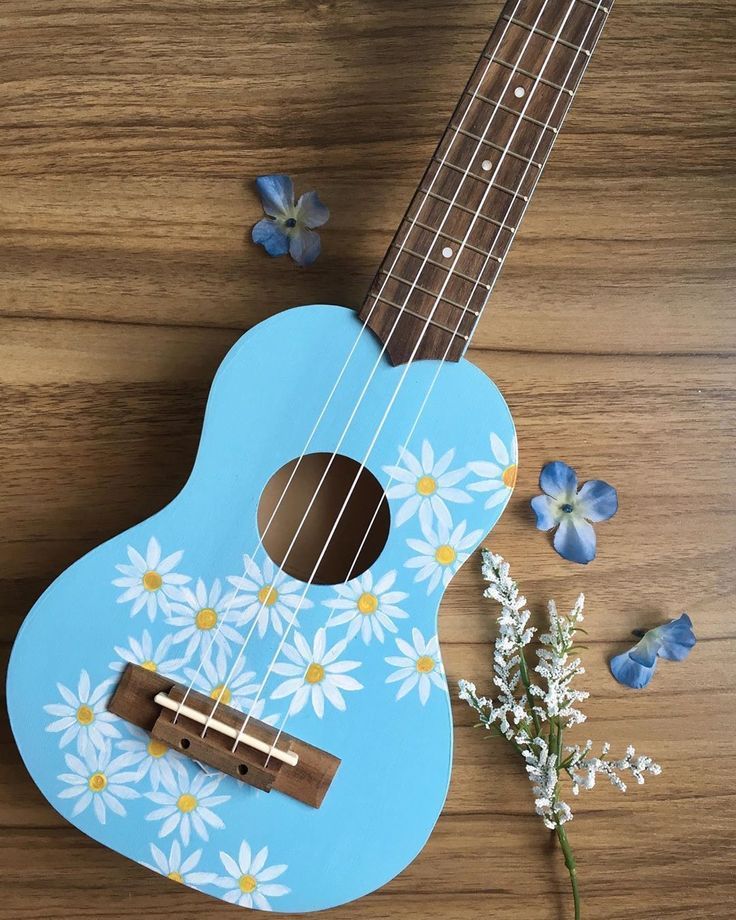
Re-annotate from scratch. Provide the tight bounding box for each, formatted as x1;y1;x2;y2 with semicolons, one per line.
220;0;582;755
329;0;608;612
202;0;556;741
171;0;528;727
175;0;529;731
264;0;605;763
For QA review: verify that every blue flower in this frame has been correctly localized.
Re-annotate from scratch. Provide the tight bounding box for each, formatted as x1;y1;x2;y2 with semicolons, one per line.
531;461;618;564
610;614;696;689
251;174;329;267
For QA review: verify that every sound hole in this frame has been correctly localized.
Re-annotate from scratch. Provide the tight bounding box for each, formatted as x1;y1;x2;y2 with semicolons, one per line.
257;452;390;585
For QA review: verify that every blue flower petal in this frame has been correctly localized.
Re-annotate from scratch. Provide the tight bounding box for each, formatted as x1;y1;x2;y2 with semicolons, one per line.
539;461;578;501
255;174;294;219
531;494;560;532
576;479;618;522
553;516;596;564
610;650;657;689
296;190;330;228
628;632;660;668
289;225;321;267
252;218;290;257
655;613;696;661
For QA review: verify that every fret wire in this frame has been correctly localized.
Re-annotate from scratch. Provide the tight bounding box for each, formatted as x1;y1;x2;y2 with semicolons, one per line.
418;188;517;232
464;1;610;346
390;242;484;286
501;14;592;56
449;125;543;169
373;295;473;336
465;90;559;133
574;0;609;12
433;156;529;201
410;219;503;262
377;268;472;311
486;55;574;95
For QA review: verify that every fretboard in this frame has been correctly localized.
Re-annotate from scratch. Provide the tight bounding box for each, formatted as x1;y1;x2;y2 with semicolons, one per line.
360;0;613;364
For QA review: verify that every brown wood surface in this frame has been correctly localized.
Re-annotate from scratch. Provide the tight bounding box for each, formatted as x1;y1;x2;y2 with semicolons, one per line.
0;1;734;918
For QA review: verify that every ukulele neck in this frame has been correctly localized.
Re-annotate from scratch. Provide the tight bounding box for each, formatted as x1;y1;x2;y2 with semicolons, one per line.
360;0;613;366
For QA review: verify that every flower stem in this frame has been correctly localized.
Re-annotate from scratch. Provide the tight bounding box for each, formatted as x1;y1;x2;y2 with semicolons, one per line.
518;651;542;736
555;822;580;920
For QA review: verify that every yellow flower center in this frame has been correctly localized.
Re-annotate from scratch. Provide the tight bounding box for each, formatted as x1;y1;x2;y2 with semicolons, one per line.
258;584;279;607
76;704;94;725
141;659;158;672
88;771;107;792
210;684;232;705
177;793;197;813
502;463;518;489
147;739;168;758
357;592;378;615
416;475;437;496
239;874;258;894
434;544;456;566
142;570;163;592
416;655;435;674
168;871;184;884
305;662;325;684
195;607;217;630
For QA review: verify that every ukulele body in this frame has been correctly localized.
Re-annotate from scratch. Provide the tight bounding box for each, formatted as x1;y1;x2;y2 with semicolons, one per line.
7;304;516;912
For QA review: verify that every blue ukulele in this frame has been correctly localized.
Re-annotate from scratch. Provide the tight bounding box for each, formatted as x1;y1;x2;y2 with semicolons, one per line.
7;0;611;911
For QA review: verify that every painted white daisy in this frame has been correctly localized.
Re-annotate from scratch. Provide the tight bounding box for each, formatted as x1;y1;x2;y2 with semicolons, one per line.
57;743;141;824
117;725;188;791
145;759;229;846
466;432;518;510
405;518;483;595
323;569;408;644
227;555;313;638
383;439;471;529
270;628;362;719
113;536;190;621
214;840;289;909
44;669;120;754
145;840;217;888
109;629;184;677
385;628;446;704
165;578;243;669
182;654;278;725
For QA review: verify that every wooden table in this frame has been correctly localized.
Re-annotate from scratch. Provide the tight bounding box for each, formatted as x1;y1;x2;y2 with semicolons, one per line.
1;2;733;917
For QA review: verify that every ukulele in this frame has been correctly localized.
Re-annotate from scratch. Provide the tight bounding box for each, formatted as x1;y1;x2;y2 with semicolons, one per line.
7;0;613;911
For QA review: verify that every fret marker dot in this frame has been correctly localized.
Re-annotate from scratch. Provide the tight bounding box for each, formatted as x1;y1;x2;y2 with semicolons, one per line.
514;86;525;98
442;246;453;259
481;159;492;171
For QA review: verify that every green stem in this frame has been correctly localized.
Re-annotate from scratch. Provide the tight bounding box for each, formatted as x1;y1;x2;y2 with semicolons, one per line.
518;651;542;736
555;822;580;920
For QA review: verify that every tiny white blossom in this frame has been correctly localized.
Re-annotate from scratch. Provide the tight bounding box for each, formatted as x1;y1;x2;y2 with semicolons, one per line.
459;550;661;835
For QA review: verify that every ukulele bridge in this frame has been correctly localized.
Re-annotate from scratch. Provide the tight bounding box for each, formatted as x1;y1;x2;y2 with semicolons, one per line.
108;663;340;808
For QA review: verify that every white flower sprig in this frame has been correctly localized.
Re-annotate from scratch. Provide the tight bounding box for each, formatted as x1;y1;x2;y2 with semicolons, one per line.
459;550;661;920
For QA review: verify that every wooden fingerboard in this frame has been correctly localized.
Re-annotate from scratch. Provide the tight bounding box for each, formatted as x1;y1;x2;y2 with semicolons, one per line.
360;0;613;365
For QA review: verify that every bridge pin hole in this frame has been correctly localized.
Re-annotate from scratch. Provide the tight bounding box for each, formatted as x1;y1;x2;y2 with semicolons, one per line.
238;764;249;775
179;738;191;749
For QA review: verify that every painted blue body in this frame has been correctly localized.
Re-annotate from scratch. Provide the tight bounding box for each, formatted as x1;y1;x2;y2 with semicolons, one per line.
7;305;516;912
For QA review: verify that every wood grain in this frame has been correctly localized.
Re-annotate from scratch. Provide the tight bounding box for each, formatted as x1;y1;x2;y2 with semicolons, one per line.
0;1;734;918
